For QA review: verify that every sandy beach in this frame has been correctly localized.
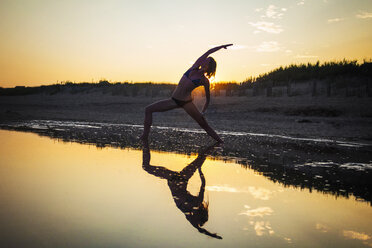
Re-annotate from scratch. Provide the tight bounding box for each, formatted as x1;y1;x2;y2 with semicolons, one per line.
1;93;372;142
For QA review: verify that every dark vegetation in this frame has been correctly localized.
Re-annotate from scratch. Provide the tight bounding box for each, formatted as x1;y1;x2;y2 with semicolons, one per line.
1;60;371;97
0;81;177;97
242;59;372;85
213;59;372;97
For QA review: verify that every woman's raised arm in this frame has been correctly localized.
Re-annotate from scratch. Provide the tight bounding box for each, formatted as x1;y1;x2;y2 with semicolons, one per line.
192;44;233;68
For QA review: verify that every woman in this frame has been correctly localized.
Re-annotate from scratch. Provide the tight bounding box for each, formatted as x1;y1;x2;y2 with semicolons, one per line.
142;142;222;239
140;44;233;142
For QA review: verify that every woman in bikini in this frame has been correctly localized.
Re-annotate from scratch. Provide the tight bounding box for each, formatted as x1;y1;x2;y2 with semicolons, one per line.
140;44;233;142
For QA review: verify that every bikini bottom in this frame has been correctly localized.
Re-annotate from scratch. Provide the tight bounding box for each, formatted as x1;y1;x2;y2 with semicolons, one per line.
172;97;192;107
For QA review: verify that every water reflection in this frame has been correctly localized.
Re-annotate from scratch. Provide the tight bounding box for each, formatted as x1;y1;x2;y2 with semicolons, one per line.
142;142;222;239
1;120;371;205
1;130;372;248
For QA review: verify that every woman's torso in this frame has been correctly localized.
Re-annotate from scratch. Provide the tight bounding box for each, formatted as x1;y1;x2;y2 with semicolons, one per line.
172;67;207;101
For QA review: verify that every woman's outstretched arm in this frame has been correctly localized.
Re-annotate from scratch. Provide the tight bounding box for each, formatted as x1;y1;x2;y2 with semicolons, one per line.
197;167;206;202
196;226;223;239
192;44;233;68
201;82;210;114
205;44;233;56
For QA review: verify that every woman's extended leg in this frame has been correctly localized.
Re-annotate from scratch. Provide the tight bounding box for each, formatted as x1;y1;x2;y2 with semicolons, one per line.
140;98;179;141
182;102;223;142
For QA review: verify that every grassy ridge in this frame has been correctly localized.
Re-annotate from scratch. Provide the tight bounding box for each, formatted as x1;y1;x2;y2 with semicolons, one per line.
0;81;177;97
1;60;371;96
245;60;371;83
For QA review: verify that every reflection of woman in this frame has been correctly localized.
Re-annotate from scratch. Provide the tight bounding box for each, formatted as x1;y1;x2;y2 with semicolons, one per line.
142;143;222;239
140;44;233;143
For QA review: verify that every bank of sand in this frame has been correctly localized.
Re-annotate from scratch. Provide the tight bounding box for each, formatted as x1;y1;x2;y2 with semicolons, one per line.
0;93;372;142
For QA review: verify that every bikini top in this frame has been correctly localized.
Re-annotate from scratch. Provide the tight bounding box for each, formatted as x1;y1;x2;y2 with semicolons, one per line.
184;67;204;87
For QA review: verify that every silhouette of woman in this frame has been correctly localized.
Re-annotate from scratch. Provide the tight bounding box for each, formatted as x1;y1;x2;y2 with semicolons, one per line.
142;143;222;239
140;44;233;142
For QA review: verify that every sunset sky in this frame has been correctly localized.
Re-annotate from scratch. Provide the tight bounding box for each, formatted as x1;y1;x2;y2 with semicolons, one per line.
1;0;372;87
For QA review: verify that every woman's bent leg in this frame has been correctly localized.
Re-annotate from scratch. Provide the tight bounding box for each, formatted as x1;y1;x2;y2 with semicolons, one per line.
141;98;179;141
182;102;223;142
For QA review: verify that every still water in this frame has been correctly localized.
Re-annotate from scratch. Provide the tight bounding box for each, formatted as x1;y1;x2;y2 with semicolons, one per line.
0;130;371;248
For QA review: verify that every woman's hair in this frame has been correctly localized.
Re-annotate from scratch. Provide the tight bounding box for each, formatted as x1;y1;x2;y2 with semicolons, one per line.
205;57;217;78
